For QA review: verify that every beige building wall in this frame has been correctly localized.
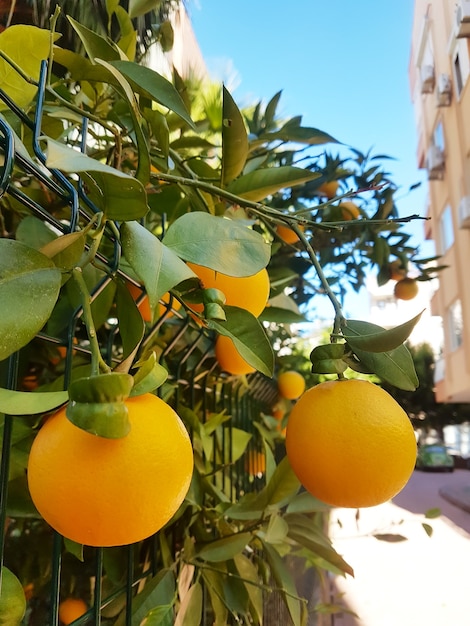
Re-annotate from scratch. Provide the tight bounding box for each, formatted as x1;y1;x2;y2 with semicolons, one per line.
410;0;470;402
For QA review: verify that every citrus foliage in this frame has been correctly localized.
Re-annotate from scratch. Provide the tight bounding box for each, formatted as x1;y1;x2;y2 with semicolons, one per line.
0;4;436;624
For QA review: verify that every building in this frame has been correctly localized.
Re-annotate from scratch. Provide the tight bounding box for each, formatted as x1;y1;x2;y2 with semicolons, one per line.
409;0;470;402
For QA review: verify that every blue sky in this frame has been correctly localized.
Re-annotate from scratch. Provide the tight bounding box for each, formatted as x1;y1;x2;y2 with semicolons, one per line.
189;1;431;318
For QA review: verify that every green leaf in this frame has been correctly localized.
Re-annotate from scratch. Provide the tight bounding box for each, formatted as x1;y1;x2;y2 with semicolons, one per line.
341;311;424;353
197;532;252;562
0;26;57;110
201;569;228;626
264;456;300;507
233;554;263;624
131;353;168;396
286;492;332;514
261;542;303;626
223;492;267;521
343;320;419;390
63;538;84;562
45;137;132;178
110;60;195;129
174;582;203;626
208;306;274;377
425;507;441;519
422;523;433;537
162;213;271;276
373;533;408;543
226;166;319;202
81;172;148;221
114;279;145;368
6;476;40;518
115;569;175;626
221;86;249;185
40;232;86;271
310;343;348;375
262;122;339;145
128;0;160;18
0;388;68;415
67;16;122;62
121;221;195;316
0;239;61;360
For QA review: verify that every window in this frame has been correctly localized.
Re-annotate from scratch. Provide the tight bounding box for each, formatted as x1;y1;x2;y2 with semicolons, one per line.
448;299;463;351
439;205;454;253
433;121;445;153
452;38;470;99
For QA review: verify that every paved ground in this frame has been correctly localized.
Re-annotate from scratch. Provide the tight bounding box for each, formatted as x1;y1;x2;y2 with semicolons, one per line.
324;469;470;626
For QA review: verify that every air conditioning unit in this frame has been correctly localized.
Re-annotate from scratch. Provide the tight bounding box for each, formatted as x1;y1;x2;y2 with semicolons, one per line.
436;73;452;106
458;196;470;228
420;64;435;94
426;145;445;180
455;0;470;37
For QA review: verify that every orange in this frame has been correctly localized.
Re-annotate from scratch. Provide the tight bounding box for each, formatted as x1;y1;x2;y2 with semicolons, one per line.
127;282;181;323
286;379;417;508
389;259;407;281
276;224;303;244
215;335;255;376
58;598;88;625
27;394;194;547
394;277;419;301
277;371;305;400
187;263;270;317
339;201;360;220
318;180;339;199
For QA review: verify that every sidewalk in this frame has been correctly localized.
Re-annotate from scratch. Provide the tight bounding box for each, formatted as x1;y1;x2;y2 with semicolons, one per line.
439;482;470;513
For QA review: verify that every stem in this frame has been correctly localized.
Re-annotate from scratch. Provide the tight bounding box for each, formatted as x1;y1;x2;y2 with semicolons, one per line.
72;267;112;376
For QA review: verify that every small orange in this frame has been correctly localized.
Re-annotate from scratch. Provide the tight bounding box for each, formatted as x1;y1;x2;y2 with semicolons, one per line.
27;394;194;547
286;379;417;508
58;598;88;625
339;201;360;220
215;335;255;376
276;224;303;244
318;180;339;199
277;371;305;400
394;277;419;301
187;263;270;317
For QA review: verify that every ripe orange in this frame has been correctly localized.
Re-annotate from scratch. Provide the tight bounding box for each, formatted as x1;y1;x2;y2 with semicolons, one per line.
27;394;194;547
277;371;305;400
276;224;303;244
215;335;255;376
339;201;360;220
318;180;339;199
286;379;417;508
394;277;419;301
58;598;88;625
187;263;270;317
389;259;407;281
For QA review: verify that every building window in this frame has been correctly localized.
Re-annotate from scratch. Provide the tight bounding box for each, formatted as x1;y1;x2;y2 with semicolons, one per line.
448;299;463;351
454;53;464;96
433;121;445;153
452;39;470;99
439;205;454;253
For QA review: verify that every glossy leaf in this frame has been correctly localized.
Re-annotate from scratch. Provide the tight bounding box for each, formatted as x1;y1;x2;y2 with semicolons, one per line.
0;239;61;360
348;341;418;391
115;569;175;626
341;312;424;353
221;86;249;185
68;373;134;404
227;165;319;202
310;343;348;375
162;213;271;276
110;60;194;128
45;137;131;178
81;172;148;221
262;122;339;145
128;0;159;18
0;26;57;111
121;221;195;314
6;476;40;519
197;532;252;563
285;492;332;514
208;306;274;377
0;388;68;415
114;279;145;370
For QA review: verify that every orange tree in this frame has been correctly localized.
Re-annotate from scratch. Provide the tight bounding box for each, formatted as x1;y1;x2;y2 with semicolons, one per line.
0;5;441;625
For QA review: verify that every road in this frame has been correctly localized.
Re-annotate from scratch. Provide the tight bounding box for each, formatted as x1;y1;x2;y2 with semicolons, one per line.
323;469;470;626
